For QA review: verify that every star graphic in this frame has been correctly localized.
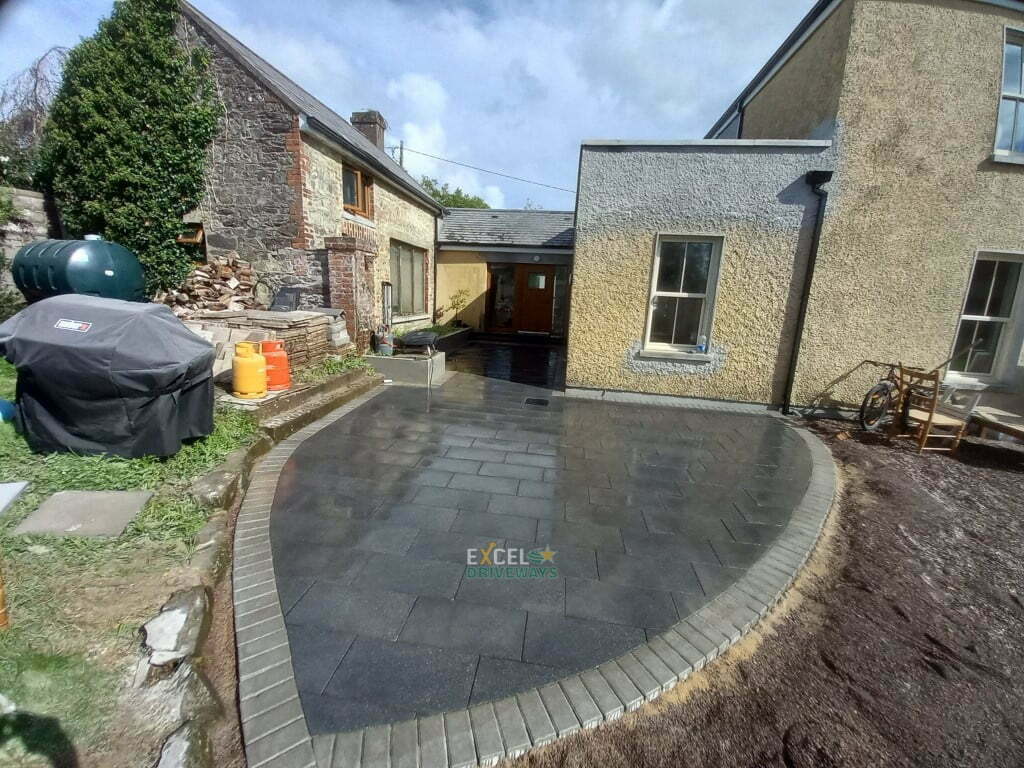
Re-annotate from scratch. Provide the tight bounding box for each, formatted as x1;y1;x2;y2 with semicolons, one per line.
539;547;557;562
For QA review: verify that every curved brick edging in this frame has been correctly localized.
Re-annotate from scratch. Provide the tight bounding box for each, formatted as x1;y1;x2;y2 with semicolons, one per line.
232;397;836;768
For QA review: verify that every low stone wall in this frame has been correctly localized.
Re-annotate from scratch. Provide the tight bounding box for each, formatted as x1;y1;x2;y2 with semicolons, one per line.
0;186;58;280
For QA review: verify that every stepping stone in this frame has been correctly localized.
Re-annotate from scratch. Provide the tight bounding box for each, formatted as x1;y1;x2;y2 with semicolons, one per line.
15;490;153;537
0;482;27;516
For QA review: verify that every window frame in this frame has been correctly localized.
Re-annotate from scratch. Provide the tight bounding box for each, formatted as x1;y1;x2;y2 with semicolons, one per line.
993;27;1024;161
947;249;1024;385
642;233;724;357
343;167;373;218
389;239;428;319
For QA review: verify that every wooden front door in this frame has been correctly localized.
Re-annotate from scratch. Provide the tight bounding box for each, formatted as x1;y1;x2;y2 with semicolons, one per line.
516;264;556;333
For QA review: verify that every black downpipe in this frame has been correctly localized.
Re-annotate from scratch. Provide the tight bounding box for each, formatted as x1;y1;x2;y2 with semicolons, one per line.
781;169;834;415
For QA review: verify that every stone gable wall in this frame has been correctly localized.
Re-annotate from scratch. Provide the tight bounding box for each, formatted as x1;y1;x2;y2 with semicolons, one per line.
176;17;324;309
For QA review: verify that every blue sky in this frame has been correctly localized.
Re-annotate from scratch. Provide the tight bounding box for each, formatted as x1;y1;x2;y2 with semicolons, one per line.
0;0;816;209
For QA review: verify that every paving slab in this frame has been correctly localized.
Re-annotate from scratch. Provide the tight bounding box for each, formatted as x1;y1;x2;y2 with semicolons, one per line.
237;372;833;767
14;490;152;537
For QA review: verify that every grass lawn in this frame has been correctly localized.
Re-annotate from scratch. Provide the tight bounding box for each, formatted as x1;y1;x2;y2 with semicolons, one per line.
0;359;259;766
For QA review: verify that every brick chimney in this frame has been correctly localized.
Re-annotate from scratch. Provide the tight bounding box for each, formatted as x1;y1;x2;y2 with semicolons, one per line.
350;110;388;150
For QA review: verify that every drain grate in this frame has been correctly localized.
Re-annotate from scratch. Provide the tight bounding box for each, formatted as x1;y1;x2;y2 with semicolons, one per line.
524;397;549;407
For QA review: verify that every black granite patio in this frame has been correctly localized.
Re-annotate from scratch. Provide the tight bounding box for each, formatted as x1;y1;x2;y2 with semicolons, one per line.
443;339;566;389
269;374;812;734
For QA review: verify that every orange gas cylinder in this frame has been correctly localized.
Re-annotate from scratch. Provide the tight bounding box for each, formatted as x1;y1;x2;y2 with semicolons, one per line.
232;342;267;399
261;339;291;391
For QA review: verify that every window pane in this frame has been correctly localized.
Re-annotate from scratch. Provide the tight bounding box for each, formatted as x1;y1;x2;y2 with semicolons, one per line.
650;296;703;346
682;242;712;293
390;245;400;311
657;242;685;292
996;98;1016;151
527;273;546;289
413;251;424;314
951;319;1003;374
964;260;995;315
343;169;359;206
673;297;703;345
650;296;676;344
989;261;1021;317
1004;42;1022;95
1014;103;1024;154
400;249;413;314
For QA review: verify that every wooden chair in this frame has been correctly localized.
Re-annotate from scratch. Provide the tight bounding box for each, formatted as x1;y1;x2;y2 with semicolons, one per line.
897;366;975;454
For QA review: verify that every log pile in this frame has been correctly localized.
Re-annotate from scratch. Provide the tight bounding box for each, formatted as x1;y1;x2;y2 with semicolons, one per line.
191;309;333;368
159;255;261;317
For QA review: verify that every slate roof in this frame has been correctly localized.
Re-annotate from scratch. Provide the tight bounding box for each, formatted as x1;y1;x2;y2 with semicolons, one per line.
438;209;575;249
180;1;440;214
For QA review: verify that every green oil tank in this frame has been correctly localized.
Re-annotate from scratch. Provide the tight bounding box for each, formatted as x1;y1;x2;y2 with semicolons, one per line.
12;236;147;303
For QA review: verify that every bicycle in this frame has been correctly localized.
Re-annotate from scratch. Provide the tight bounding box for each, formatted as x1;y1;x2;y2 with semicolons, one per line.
858;340;983;432
859;360;903;431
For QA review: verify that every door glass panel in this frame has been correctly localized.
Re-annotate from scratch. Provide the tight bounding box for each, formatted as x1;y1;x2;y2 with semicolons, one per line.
489;265;516;329
656;242;685;292
964;260;995;315
527;273;546;290
951;320;1003;374
989;261;1021;317
682;242;712;293
1005;42;1023;95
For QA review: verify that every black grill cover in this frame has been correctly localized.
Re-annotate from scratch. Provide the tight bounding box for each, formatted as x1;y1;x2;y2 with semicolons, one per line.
0;295;215;457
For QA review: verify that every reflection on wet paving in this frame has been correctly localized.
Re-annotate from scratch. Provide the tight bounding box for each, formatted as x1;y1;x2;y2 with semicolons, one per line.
444;340;566;389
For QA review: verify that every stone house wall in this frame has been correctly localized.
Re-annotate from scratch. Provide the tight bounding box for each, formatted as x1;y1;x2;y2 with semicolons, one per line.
302;135;437;335
177;16;324;310
568;142;835;404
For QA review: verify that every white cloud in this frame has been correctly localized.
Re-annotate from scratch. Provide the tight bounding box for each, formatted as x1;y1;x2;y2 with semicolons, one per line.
0;0;819;208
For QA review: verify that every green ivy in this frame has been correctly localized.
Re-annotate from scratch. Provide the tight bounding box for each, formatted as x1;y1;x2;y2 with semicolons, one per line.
38;0;221;293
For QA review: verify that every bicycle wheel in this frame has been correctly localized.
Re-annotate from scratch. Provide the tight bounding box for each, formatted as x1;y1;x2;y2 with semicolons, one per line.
859;382;894;431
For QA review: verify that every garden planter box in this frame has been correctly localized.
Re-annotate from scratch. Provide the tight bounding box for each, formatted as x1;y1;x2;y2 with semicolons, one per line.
365;352;446;386
434;327;471;354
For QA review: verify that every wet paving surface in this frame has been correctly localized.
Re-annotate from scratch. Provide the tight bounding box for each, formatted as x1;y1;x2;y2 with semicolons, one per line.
444;340;566;389
270;374;811;735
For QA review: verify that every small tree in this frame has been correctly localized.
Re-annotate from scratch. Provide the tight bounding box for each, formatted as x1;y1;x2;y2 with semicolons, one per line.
0;46;67;189
39;0;221;292
420;176;490;209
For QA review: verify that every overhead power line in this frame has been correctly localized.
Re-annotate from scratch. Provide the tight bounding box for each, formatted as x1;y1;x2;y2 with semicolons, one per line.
386;145;576;194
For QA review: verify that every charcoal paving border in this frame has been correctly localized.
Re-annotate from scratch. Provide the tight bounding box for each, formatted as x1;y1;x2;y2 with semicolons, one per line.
232;387;836;768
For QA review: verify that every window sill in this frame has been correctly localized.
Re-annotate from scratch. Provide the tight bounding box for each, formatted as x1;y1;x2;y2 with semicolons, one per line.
393;314;430;325
990;150;1024;166
342;209;376;227
637;348;713;362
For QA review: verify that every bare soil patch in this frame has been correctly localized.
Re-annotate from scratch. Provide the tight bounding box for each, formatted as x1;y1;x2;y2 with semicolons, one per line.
511;422;1024;768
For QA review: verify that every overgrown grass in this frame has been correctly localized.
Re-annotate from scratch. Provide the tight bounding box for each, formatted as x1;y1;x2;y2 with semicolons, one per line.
0;359;259;759
295;353;371;385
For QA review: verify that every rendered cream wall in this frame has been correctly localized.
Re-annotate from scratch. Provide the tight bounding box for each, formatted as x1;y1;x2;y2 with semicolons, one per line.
302;135;437;330
569;143;834;403
740;0;854;141
791;0;1024;406
435;251;488;328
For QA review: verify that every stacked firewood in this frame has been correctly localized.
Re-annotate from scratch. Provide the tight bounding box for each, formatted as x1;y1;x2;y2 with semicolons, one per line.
159;255;261;317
